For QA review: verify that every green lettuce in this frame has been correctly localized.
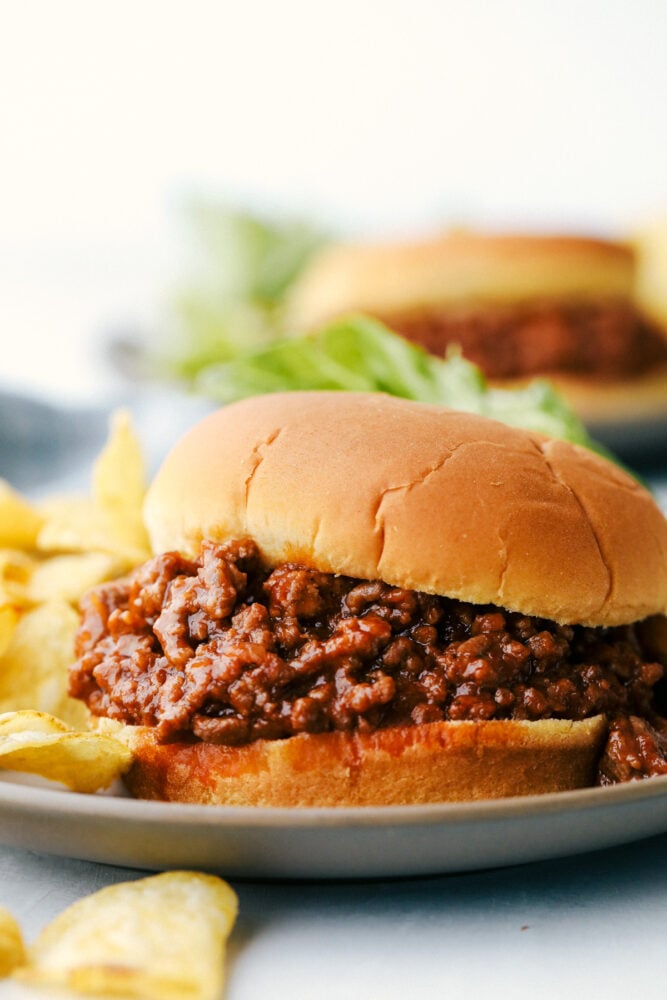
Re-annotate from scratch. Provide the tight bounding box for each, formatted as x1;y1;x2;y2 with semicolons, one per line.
195;315;602;452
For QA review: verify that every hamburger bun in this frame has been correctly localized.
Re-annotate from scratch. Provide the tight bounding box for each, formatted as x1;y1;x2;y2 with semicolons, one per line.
286;232;667;428
144;392;667;628
94;394;667;806
287;232;636;322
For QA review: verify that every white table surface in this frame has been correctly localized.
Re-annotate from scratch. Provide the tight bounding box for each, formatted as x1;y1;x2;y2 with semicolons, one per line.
0;390;666;1000
2;831;667;1000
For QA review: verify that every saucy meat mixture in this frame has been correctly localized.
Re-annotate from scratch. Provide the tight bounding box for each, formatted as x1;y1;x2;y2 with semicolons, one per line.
70;539;667;785
381;299;667;381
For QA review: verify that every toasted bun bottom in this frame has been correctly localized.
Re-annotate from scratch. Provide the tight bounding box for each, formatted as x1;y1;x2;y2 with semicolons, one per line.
122;717;608;806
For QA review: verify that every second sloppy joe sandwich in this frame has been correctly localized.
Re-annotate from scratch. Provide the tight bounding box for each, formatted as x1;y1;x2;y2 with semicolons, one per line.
70;392;667;806
287;232;667;427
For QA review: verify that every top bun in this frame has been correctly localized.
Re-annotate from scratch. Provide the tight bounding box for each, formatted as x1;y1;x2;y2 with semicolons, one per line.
287;231;636;331
144;392;667;628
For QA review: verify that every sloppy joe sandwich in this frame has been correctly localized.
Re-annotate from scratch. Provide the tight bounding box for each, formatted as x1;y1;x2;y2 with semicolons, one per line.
286;232;667;426
69;392;667;806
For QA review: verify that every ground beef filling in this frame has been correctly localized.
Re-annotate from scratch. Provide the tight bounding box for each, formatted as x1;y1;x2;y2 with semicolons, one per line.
69;539;667;785
380;298;667;380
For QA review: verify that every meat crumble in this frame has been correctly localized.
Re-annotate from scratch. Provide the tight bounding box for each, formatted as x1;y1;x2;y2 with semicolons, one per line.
381;298;667;381
69;538;667;785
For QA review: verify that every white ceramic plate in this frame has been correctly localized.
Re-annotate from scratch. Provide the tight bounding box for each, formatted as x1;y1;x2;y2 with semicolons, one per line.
2;775;667;879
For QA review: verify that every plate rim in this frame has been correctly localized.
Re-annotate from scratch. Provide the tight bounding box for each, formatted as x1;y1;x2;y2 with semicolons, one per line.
2;772;667;830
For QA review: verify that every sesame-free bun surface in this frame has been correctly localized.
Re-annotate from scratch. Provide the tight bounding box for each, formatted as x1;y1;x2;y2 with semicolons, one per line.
144;392;667;627
123;716;607;806
287;231;635;330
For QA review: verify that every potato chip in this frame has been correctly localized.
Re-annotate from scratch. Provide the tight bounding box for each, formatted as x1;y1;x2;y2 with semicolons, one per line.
93;409;147;518
0;710;70;736
27;551;124;605
0;906;25;977
37;409;151;569
0;712;133;792
0;481;43;549
16;871;238;1000
37;496;150;569
0;549;34;608
0;606;19;658
0;600;88;727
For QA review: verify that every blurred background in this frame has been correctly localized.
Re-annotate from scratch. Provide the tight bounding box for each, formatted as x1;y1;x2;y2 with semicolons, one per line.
1;0;666;483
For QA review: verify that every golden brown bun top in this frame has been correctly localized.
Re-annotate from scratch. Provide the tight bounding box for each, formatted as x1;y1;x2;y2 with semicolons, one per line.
287;231;636;330
144;392;667;627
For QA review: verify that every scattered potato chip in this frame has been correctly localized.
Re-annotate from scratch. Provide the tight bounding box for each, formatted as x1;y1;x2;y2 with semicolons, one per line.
0;606;19;658
93;409;147;519
37;410;151;568
26;551;124;605
0;710;70;736
37;496;150;569
0;601;88;727
0;906;25;977
0;549;34;608
0;711;133;792
16;872;238;1000
0;481;43;549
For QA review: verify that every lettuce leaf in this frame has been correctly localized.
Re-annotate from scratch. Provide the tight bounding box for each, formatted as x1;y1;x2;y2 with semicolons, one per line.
153;204;612;458
196;315;602;452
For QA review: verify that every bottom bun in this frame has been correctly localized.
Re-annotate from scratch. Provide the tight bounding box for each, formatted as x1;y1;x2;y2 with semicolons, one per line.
502;363;667;425
121;717;608;807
